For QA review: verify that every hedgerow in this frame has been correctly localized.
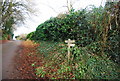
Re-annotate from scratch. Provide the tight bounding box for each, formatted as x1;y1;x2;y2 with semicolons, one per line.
26;2;120;79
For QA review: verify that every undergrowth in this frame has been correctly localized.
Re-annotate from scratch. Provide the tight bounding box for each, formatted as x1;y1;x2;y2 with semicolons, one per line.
35;41;120;79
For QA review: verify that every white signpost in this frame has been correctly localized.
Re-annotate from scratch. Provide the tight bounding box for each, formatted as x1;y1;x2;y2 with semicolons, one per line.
65;39;75;61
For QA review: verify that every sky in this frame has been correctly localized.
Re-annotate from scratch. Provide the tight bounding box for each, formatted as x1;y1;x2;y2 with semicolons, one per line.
13;0;106;38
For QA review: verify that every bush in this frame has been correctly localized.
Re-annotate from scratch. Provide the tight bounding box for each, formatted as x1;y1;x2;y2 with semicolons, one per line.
26;31;35;40
30;2;120;67
33;10;95;47
72;46;119;79
15;34;27;40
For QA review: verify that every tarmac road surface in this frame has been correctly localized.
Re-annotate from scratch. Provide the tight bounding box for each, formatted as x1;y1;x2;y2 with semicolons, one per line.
1;40;22;79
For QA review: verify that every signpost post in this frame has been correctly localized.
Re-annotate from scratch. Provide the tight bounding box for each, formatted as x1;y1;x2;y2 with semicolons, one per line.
65;39;75;61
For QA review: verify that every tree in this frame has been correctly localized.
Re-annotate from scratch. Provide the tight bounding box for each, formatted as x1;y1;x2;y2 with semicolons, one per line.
104;1;120;63
1;0;35;40
62;0;80;13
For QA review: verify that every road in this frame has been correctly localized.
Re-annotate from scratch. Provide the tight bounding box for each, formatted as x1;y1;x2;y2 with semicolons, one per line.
1;40;22;79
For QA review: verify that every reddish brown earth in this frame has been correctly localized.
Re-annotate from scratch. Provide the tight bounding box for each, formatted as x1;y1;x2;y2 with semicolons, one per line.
2;40;46;79
2;40;62;79
0;40;9;44
10;41;74;79
8;40;45;79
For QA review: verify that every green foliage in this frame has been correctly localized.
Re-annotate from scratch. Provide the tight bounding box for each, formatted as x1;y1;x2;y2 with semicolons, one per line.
30;1;120;79
31;5;120;63
1;0;34;40
35;41;119;79
33;10;95;47
36;67;46;77
72;47;119;79
0;37;2;40
37;41;59;57
15;34;27;40
2;33;8;40
36;41;67;65
26;31;35;40
31;62;36;67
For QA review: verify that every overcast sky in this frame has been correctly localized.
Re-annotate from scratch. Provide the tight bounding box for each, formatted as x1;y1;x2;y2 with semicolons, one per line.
13;0;106;37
